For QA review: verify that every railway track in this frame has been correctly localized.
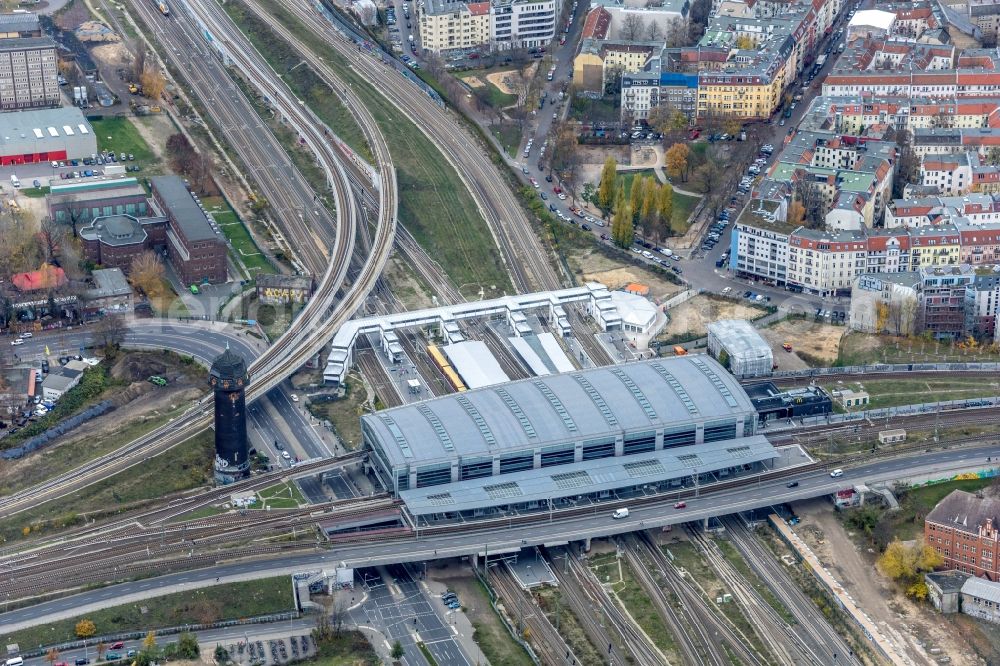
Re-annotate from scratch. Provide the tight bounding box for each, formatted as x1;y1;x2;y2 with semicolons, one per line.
1;497;399;600
266;0;562;293
685;525;799;664
722;516;858;664
543;546;633;666
488;558;575;665
636;531;766;666
565;547;665;665
619;535;714;665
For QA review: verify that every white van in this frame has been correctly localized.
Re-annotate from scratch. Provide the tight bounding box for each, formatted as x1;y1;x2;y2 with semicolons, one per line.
10;174;20;189
7;657;25;666
612;507;629;520
830;468;844;478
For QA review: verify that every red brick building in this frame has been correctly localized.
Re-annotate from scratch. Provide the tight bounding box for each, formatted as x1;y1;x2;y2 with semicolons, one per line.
150;176;227;285
77;176;227;285
925;490;1000;580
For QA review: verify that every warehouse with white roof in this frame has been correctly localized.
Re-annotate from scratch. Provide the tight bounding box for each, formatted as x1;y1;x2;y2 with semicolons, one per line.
0;107;96;166
362;355;779;519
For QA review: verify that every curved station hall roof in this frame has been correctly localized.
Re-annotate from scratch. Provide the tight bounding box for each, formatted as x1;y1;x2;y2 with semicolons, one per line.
363;355;755;468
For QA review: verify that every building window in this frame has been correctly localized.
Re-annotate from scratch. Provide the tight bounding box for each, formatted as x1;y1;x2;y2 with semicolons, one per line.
582;438;616;461
623;432;656;455
540;446;575;468
498;454;534;474
416;465;452;488
460;459;494;481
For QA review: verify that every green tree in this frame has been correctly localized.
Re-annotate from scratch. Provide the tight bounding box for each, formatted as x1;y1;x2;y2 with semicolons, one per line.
640;177;659;232
611;188;634;248
176;633;200;660
628;174;644;226
658;184;675;232
581;182;596;204
213;645;230;665
390;641;405;660
597;157;618;211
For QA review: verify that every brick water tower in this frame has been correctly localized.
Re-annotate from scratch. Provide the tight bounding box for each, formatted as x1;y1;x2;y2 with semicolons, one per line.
209;345;250;484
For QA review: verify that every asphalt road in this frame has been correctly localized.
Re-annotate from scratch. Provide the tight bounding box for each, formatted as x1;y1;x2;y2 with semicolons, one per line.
3;442;996;634
353;564;471;666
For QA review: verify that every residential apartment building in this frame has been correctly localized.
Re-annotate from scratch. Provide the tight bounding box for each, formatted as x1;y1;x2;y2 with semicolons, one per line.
417;0;490;52
574;39;659;93
762;130;896;230
919;264;975;337
418;0;554;53
965;0;1000;34
885;192;1000;229
920;152;1000;196
786;228;867;297
847;272;921;335
965;271;1000;338
926;490;1000;580
607;0;847;121
0;36;59;110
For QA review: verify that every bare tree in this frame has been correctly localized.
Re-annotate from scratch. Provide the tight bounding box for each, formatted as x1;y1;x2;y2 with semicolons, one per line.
37;217;61;264
132;41;147;83
647;21;663;42
665;17;688;48
94;312;127;355
619;14;645;41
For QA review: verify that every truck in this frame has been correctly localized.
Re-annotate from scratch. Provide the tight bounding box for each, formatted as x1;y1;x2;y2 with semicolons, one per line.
814;54;827;70
9;174;20;189
837;42;845;53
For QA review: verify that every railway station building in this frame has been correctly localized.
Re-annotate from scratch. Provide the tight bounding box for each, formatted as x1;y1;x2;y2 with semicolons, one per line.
361;355;781;522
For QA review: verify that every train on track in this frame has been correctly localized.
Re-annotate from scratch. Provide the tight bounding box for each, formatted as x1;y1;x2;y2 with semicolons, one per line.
427;344;466;392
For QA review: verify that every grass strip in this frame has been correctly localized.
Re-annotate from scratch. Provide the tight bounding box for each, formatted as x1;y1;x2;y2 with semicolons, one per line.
2;577;294;650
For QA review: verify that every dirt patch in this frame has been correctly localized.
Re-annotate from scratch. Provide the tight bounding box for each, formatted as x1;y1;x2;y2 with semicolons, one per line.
54;0;92;30
578;145;631;188
484;63;537;95
485;70;519;95
461;75;486;88
629;144;661;168
660;295;765;338
759;318;844;368
571;248;683;302
132;115;174;163
383;255;434;310
794;499;980;665
91;42;130;67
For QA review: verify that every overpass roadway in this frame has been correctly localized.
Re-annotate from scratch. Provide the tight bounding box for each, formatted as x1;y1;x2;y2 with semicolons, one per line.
1;442;996;634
